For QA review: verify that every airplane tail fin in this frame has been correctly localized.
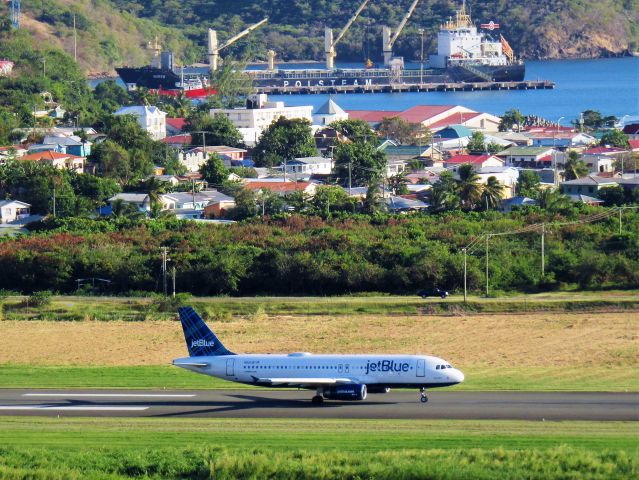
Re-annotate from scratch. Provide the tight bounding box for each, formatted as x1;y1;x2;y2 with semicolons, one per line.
178;307;235;357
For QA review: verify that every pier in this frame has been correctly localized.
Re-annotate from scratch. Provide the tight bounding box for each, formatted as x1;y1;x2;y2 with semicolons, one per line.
255;80;555;95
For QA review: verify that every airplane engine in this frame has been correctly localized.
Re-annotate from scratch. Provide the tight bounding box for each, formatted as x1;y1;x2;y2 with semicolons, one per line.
323;384;367;401
367;386;391;394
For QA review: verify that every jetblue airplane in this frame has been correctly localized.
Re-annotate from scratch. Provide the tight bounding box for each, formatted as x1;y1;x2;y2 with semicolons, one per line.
173;307;464;404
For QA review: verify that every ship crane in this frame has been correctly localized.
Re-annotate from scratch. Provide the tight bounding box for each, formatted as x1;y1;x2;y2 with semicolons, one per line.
324;0;370;69
382;0;422;66
208;18;268;74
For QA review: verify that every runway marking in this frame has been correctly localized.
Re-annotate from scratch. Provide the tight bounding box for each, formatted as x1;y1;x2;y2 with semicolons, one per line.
0;405;149;411
23;394;195;398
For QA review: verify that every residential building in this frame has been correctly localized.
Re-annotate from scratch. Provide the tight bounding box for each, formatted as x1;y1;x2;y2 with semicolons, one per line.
0;146;28;163
114;106;167;140
444;154;504;170
386;196;429;213
42;135;92;157
243;181;318;197
524;130;596;148
20;151;85;173
378;142;431;165
474;166;520;198
166;118;187;136
0;200;31;224
178;145;248;172
497;146;559;168
108;193;154;213
203;195;237;219
312;98;348;126
282;157;333;176
500;196;537;212
582;154;615;174
161;134;192;148
491;131;533;146
559;175;619;197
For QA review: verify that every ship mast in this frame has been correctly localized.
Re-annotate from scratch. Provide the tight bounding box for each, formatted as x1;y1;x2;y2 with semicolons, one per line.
208;18;268;73
325;0;370;69
382;0;422;66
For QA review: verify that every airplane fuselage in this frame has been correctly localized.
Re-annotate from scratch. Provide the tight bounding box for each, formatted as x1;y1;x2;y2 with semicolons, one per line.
173;353;464;389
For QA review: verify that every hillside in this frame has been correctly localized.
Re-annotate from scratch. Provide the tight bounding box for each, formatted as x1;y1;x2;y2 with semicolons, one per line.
4;0;639;73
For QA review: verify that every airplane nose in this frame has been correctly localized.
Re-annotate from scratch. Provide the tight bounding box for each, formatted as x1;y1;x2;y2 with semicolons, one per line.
452;369;465;383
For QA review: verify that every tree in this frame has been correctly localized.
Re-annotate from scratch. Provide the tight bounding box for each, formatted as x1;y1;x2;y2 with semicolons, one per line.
363;182;385;214
429;171;459;212
378;116;430;145
387;171;409;195
207;59;255;109
186;112;243;148
516;170;541;198
597;185;626;206
309;186;356;217
330;119;378;145
577;110;617;130
564;151;589;180
499;108;525;132
600;129;630;149
252;117;317;167
538;188;571;214
333;141;387;187
481;176;504;210
200;153;229;185
457;164;482;209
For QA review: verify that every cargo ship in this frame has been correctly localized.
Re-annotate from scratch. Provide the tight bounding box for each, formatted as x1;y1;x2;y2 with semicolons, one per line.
116;3;524;94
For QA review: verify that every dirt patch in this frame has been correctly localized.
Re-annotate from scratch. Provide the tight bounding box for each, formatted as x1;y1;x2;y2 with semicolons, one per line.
0;312;637;367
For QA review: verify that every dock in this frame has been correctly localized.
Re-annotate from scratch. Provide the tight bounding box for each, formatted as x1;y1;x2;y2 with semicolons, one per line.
255;80;555;95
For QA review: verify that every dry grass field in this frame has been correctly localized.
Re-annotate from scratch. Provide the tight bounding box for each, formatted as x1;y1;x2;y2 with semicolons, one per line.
1;312;637;368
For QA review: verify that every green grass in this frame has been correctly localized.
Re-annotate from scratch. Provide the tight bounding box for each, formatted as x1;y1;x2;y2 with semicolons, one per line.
0;417;636;479
2;291;639;321
1;364;636;391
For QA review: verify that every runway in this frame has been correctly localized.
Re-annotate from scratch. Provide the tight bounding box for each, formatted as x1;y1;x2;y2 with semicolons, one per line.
0;390;636;420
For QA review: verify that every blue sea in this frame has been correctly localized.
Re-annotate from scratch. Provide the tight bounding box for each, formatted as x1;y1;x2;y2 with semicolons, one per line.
95;57;639;124
267;57;639;124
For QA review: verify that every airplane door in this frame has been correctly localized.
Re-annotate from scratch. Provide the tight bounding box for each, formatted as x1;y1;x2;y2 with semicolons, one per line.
226;359;234;376
344;364;350;374
338;364;343;374
416;359;425;377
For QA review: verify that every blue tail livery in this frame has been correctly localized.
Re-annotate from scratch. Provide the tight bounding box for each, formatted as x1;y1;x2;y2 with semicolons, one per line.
178;306;235;357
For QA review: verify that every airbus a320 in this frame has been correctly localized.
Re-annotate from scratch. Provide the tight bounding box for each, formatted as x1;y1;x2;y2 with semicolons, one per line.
173;307;464;404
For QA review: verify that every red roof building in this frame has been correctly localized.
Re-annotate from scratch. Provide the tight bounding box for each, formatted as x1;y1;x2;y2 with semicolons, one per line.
628;139;639;151
444;154;504;169
582;146;627;156
21;151;85;173
166;117;187;135
243;181;317;196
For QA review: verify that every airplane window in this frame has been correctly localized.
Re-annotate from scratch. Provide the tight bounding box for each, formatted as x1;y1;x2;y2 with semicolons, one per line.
447;364;452;368
436;365;440;370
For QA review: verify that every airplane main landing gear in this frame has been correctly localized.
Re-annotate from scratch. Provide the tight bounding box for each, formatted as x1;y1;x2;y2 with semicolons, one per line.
420;387;428;403
312;387;324;405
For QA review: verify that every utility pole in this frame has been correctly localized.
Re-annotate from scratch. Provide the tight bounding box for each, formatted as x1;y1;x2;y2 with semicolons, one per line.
161;247;168;296
52;186;56;216
348;161;352;196
284;158;287;182
172;267;176;297
541;223;545;277
462;247;467;303
419;28;424;85
619;207;622;235
73;14;77;62
485;235;489;297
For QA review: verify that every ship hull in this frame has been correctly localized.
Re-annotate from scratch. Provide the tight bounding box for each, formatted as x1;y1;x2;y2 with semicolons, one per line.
115;67;181;90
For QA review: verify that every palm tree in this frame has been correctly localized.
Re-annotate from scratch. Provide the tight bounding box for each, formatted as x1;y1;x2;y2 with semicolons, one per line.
142;177;169;217
564;151;590;180
538;188;571;214
457;164;482;209
481;176;504;210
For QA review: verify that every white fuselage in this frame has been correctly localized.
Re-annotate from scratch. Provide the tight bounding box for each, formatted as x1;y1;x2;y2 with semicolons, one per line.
173;353;464;388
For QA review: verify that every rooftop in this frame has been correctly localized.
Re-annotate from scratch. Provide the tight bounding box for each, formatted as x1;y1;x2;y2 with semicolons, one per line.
446;154;501;165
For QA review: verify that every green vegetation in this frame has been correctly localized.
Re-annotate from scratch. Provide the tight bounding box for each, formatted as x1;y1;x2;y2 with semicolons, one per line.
252;117;317;168
0;417;635;479
1;210;638;294
1;364;636;391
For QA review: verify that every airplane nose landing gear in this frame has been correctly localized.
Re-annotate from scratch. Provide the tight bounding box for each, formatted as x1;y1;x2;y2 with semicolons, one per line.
420;387;428;403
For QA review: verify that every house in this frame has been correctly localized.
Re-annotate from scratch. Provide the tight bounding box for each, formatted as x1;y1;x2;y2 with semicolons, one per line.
444;154;504;170
203;194;237;219
20;151;85;173
312;98;348;126
617;176;639;195
378;142;431;165
0;200;31;224
114;106;167;140
166;118;187;136
178;145;248;172
497;146;559;169
567;194;605;205
582;154;615;174
161;134;192;148
474;166;520;198
500;196;538;212
560;175;619;197
42;135;92;157
282;157;333;176
386;196;429;212
348;105;501;132
108;193;154;212
0;146;28;163
491;131;533;146
243;181;318;197
524;130;596;148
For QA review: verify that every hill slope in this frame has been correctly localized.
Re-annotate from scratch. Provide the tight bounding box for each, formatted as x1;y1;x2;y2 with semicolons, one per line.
5;0;639;73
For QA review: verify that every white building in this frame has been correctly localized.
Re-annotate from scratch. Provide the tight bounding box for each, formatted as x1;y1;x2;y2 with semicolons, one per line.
0;200;31;224
211;95;312;143
114;106;167;140
312;98;348;126
281;157;333;176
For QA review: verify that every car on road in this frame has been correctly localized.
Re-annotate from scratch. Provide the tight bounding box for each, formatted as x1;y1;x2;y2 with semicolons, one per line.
418;288;449;299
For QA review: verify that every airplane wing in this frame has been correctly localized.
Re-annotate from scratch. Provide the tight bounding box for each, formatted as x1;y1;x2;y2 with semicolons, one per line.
251;376;354;386
172;361;209;367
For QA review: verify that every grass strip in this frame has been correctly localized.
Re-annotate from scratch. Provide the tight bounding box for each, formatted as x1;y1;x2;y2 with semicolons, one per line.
0;418;636;479
1;364;637;391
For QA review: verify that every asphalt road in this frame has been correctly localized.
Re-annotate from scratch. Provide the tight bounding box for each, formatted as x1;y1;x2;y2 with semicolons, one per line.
0;389;636;420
